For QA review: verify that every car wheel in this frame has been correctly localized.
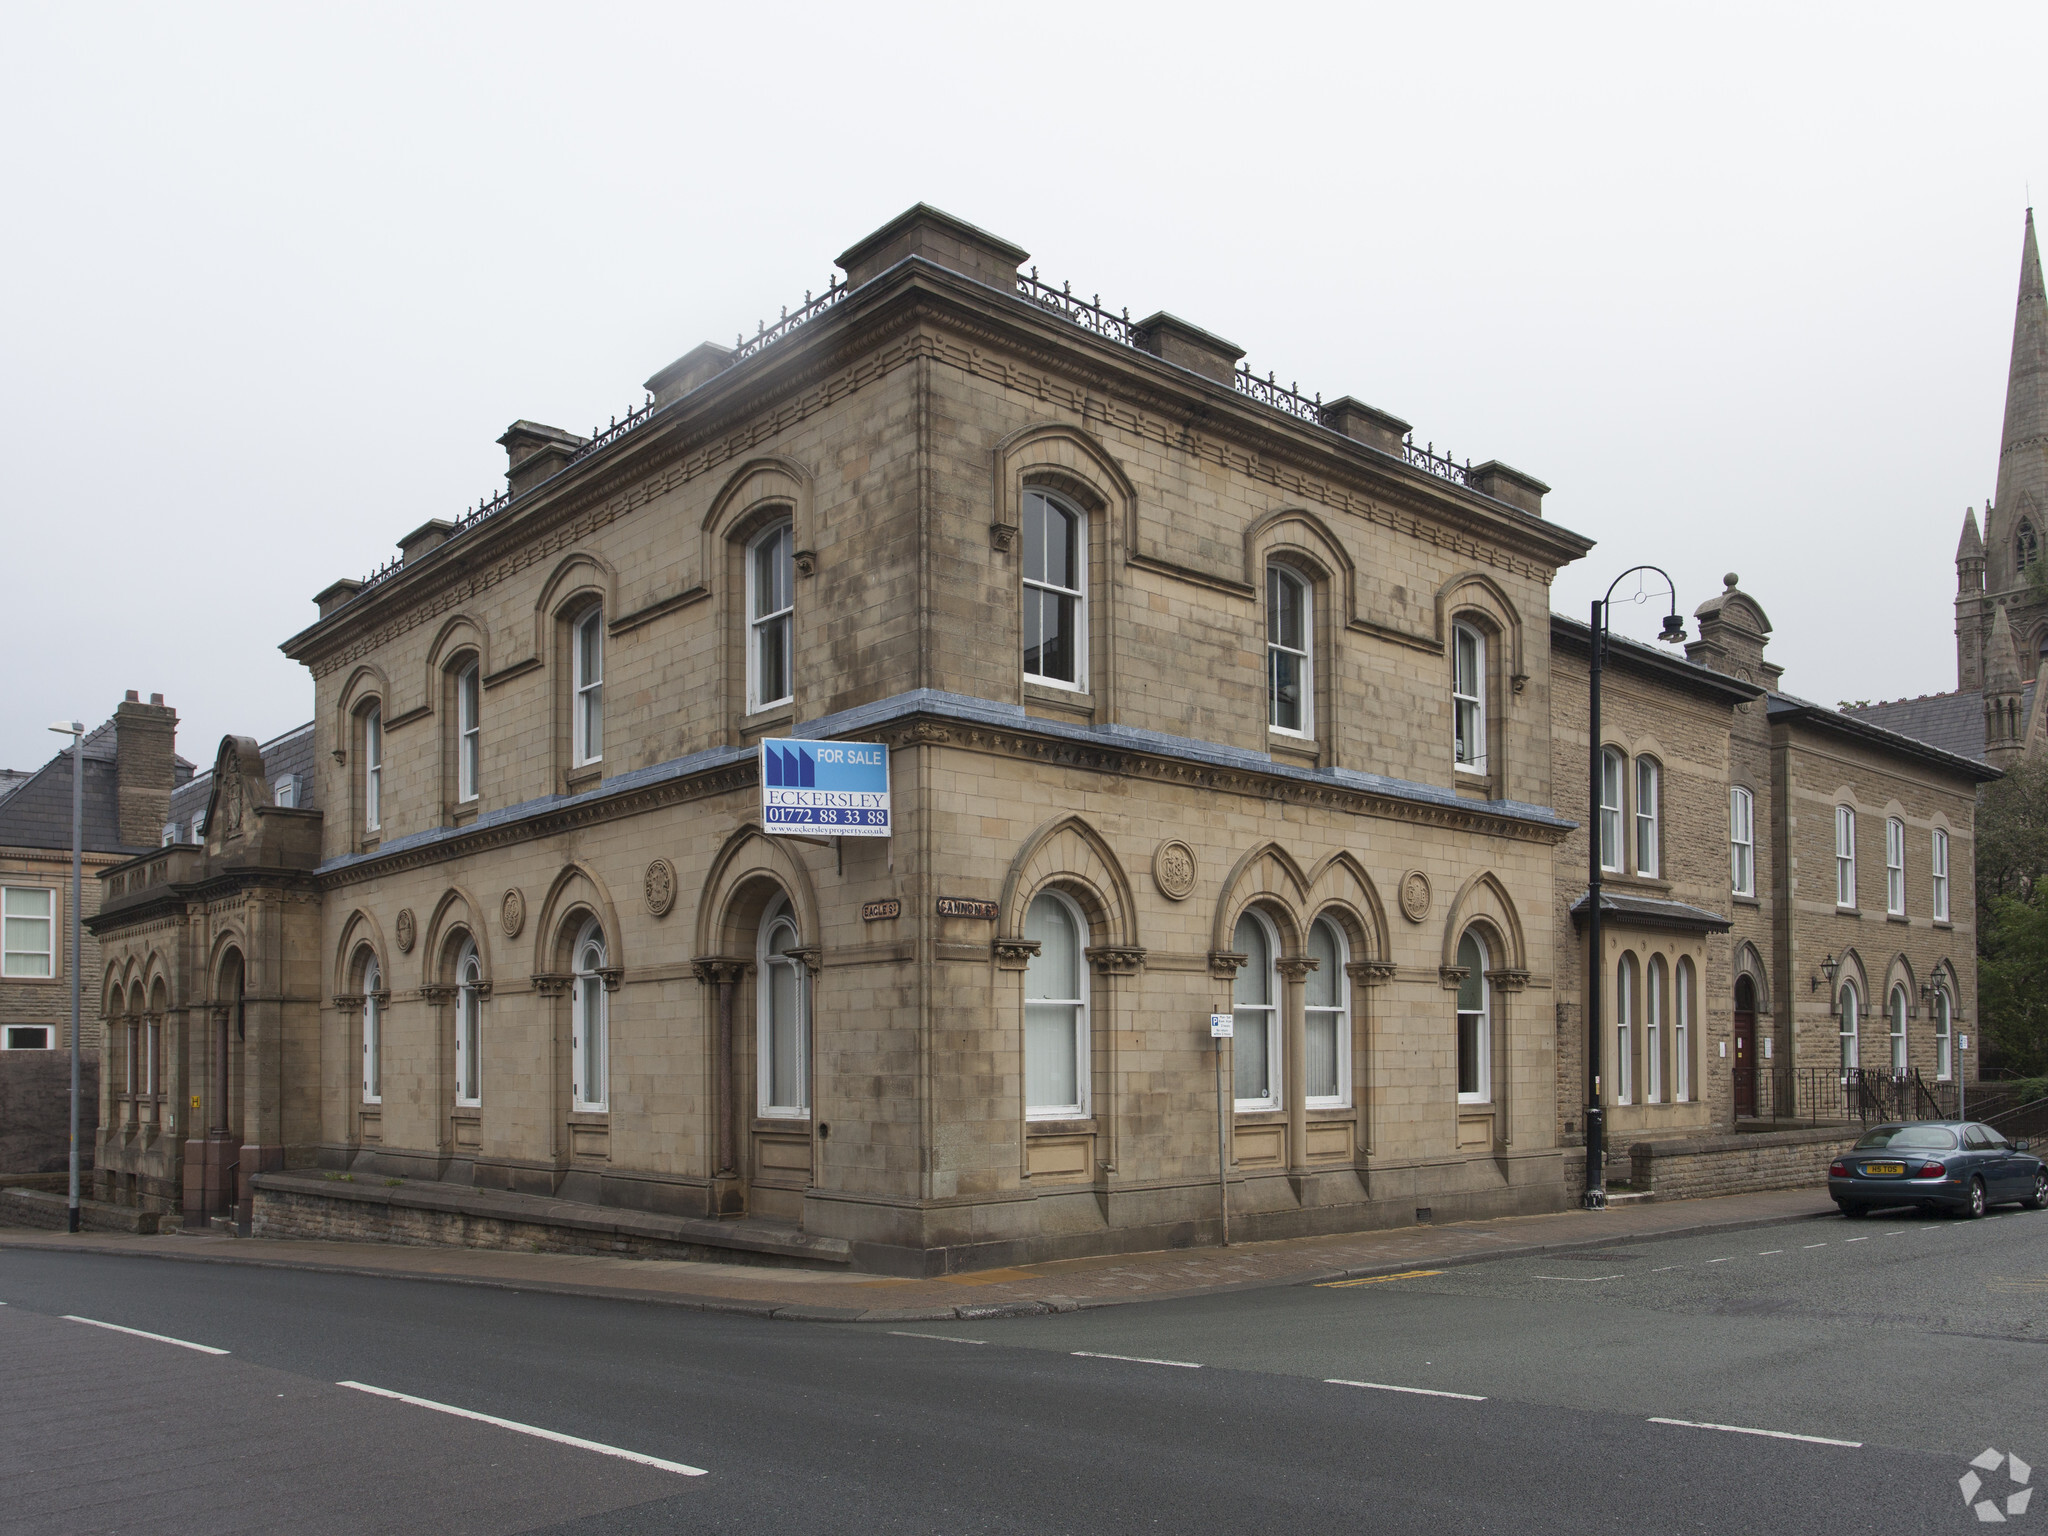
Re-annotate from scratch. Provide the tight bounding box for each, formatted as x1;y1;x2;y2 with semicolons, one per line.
2024;1170;2048;1212
1839;1202;1867;1219
1963;1177;1987;1219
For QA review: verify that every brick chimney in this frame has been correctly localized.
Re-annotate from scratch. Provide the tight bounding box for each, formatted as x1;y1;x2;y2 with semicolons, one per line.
114;692;178;847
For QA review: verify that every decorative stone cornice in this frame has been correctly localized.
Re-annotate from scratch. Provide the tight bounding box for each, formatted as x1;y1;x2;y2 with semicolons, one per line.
1209;950;1249;980
531;973;572;997
1438;965;1471;992
1486;967;1531;993
690;957;749;986
783;946;822;976
993;938;1041;971
1085;945;1146;976
596;966;624;993
1274;956;1320;983
419;984;456;1006
1348;960;1398;988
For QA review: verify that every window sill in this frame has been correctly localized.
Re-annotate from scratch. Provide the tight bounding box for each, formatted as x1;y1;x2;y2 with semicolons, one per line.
1604;872;1672;894
451;803;479;828
564;765;602;794
567;1107;610;1122
1233;1106;1284;1121
1306;1102;1353;1116
1024;682;1093;721
1886;913;1910;924
1027;1115;1096;1134
753;1115;811;1131
1733;893;1761;908
739;705;795;743
1454;772;1495;799
1268;734;1320;767
1836;906;1861;917
1933;919;1954;930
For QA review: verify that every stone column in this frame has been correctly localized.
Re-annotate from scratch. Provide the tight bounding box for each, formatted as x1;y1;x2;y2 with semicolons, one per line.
1084;946;1146;1180
692;958;748;1216
1488;968;1530;1149
1350;961;1397;1160
1276;955;1317;1177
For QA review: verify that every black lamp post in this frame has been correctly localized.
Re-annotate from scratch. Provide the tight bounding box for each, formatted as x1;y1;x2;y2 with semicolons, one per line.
1583;569;1686;1210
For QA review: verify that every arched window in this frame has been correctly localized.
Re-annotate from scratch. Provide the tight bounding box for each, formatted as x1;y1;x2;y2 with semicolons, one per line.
571;920;608;1111
1024;892;1088;1118
1885;818;1905;917
1614;953;1635;1105
1934;987;1953;1081
2020;520;2039;570
1888;984;1909;1075
362;705;383;833
456;662;481;804
1232;911;1279;1110
1730;786;1755;896
1645;955;1666;1104
361;954;382;1105
1932;828;1950;922
758;898;809;1116
1835;806;1857;909
1674;957;1694;1103
748;522;794;713
1305;916;1349;1107
1599;749;1625;873
1838;980;1860;1071
1453;624;1487;774
1021;490;1085;689
1635;759;1661;876
573;609;604;767
455;939;482;1107
1268;565;1311;736
1456;929;1490;1103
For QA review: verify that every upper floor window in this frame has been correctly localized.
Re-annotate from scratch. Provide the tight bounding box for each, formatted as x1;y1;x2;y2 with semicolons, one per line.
1835;806;1856;908
1635;759;1661;877
363;705;383;833
455;940;482;1107
2021;519;2039;570
1024;892;1088;1119
161;823;177;847
1730;786;1755;896
1021;490;1085;689
759;898;810;1116
1;886;55;978
1932;828;1950;922
571;920;609;1112
1599;748;1624;873
1268;566;1311;736
749;523;794;713
457;663;481;803
274;773;296;808
1232;911;1279;1110
1885;817;1905;916
1305;916;1350;1108
573;610;604;767
1453;624;1486;774
1456;929;1490;1104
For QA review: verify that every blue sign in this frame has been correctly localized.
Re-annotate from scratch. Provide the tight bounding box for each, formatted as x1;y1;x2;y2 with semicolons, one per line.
760;739;891;837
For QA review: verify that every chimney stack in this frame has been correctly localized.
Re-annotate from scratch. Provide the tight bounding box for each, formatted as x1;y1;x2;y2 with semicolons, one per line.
113;692;178;848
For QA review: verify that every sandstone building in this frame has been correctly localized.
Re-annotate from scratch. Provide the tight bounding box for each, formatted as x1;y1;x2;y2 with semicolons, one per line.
84;206;1990;1266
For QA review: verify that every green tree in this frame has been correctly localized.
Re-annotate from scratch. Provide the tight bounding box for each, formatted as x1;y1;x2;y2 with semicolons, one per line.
1976;755;2048;1073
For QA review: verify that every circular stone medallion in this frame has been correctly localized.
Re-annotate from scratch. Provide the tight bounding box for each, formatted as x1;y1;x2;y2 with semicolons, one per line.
1153;838;1198;901
644;857;677;918
501;887;526;939
394;908;416;953
1399;869;1432;924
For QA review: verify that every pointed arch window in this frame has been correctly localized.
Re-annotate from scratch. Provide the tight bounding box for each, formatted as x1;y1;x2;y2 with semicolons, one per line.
1456;930;1490;1103
361;955;382;1105
759;899;809;1116
1934;987;1954;1081
1232;911;1279;1110
362;705;383;833
1305;917;1350;1107
1888;984;1909;1075
1838;980;1861;1071
1268;565;1311;736
573;610;604;767
748;522;795;713
571;921;609;1112
1614;953;1636;1105
2020;520;2039;570
1024;893;1088;1118
455;940;483;1107
457;662;481;804
1645;955;1666;1104
1674;957;1694;1104
1453;624;1486;773
1022;490;1085;689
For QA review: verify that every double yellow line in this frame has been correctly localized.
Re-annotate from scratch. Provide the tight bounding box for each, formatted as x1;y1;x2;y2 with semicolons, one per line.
1315;1268;1444;1289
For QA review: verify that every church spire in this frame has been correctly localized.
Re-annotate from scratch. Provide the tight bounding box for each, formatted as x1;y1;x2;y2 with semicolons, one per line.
1994;209;2048;530
1959;505;1984;564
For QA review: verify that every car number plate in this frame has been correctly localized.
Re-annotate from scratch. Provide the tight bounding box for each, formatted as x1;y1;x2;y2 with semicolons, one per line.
1865;1162;1905;1176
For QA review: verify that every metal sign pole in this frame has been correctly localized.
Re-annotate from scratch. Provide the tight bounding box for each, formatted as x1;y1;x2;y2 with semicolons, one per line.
1210;1013;1232;1246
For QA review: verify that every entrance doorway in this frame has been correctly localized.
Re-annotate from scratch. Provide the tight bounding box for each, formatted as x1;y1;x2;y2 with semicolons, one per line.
1733;975;1758;1118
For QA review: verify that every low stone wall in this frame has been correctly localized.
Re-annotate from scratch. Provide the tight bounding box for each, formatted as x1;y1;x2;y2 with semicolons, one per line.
0;1187;159;1233
1629;1126;1859;1201
0;1053;98;1177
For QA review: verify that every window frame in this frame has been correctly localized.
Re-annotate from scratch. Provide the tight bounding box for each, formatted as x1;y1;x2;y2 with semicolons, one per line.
1023;890;1090;1120
1932;828;1950;922
1885;817;1905;917
1452;623;1487;775
570;919;609;1112
1835;805;1857;909
1266;564;1313;738
457;661;481;804
1614;952;1635;1105
1304;915;1351;1110
1456;929;1491;1105
1231;909;1282;1112
362;704;383;833
1730;786;1755;896
1674;957;1694;1103
747;521;795;715
1838;980;1860;1071
2;885;57;979
1645;954;1665;1104
572;608;604;768
1635;757;1661;877
1599;748;1625;874
1888;983;1908;1075
361;955;383;1105
454;939;482;1108
1934;987;1953;1080
1020;489;1087;691
757;898;810;1118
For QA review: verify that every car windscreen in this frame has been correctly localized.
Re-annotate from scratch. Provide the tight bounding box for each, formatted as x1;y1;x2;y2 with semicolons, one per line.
1854;1125;1959;1150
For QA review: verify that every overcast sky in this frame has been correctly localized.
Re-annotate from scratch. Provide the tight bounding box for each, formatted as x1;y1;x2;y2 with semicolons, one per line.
5;4;2042;773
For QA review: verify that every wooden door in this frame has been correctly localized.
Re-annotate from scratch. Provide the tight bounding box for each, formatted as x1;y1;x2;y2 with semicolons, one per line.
1733;1008;1757;1117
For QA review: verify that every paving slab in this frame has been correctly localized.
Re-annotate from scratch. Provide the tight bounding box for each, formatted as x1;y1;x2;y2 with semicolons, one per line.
0;1186;1839;1321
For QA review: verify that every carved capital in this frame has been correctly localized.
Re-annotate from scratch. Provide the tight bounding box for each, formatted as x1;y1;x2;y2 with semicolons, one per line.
596;966;625;993
989;521;1018;554
793;548;818;578
1511;672;1529;696
691;957;748;986
1274;956;1320;983
1208;950;1249;980
1085;944;1147;976
330;994;362;1012
1438;965;1472;992
531;972;572;997
784;945;822;977
1349;960;1399;988
473;980;494;1000
993;938;1042;971
419;984;456;1006
1487;967;1531;993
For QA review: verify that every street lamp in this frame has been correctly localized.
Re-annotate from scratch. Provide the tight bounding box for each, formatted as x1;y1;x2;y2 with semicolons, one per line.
48;719;84;1234
1583;570;1686;1210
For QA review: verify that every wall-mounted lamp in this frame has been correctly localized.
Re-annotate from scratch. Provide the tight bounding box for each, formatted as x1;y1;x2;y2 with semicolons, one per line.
1810;952;1838;994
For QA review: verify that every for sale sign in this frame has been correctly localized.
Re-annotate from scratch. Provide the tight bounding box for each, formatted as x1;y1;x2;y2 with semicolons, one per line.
760;739;891;836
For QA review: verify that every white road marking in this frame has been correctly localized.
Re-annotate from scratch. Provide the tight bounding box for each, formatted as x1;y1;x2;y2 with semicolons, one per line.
1803;1243;1828;1249
337;1382;706;1476
1649;1416;1861;1448
1327;1378;1488;1402
1651;1265;1681;1272
889;1331;986;1345
1845;1237;1870;1243
1532;1274;1623;1281
1708;1258;1733;1264
63;1315;227;1355
1071;1351;1201;1368
1758;1250;1784;1255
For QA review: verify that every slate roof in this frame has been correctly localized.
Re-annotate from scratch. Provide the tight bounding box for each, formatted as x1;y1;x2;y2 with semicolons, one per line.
166;722;319;840
1840;688;2027;768
0;717;139;855
1568;891;1733;933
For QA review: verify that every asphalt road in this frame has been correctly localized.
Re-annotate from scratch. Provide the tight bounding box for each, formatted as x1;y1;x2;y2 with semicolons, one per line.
3;1203;2043;1535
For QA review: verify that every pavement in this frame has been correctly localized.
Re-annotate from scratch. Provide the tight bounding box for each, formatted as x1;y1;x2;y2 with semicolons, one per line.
0;1185;1838;1321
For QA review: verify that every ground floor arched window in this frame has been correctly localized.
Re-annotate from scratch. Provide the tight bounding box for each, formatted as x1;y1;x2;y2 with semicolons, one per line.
571;920;608;1112
759;899;809;1116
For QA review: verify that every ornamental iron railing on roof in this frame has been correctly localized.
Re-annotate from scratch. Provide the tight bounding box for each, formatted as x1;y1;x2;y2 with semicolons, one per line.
733;277;851;364
1016;270;1136;344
